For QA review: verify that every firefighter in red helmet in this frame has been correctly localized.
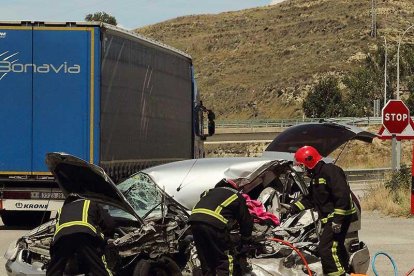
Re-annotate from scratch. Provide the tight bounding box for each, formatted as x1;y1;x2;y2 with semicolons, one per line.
283;145;357;276
189;178;253;275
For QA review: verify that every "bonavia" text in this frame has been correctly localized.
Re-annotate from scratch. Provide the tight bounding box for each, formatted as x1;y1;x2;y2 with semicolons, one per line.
0;61;81;74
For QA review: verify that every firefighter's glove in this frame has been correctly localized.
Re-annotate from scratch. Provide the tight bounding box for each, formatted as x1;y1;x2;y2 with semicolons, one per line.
332;222;342;234
278;203;292;215
106;239;116;249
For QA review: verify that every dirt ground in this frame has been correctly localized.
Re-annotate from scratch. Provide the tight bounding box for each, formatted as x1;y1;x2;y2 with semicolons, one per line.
360;210;414;276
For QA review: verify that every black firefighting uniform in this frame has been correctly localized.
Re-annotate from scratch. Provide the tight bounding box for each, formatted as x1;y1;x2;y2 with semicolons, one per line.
290;161;357;276
47;199;114;276
189;185;253;276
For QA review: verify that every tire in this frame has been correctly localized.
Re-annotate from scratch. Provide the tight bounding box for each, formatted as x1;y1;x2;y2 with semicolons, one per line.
1;211;51;227
133;257;182;276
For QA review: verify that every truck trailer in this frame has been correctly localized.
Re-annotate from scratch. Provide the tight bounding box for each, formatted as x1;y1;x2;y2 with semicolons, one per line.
0;21;213;226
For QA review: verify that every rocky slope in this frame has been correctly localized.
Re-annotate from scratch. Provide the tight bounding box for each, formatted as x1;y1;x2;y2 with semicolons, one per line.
136;0;414;119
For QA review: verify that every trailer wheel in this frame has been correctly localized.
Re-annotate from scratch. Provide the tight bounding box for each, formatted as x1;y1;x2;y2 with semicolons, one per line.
1;211;51;227
133;257;182;276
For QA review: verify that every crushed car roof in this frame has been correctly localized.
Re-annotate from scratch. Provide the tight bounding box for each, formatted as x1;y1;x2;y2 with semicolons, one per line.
46;153;292;218
142;157;292;211
44;123;376;220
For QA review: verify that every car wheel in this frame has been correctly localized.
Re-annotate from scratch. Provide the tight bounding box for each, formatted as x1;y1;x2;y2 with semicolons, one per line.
1;211;51;226
133;257;182;276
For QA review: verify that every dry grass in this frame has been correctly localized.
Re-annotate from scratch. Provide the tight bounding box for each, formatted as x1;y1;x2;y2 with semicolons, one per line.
332;125;414;168
205;142;269;158
136;0;414;120
361;182;411;217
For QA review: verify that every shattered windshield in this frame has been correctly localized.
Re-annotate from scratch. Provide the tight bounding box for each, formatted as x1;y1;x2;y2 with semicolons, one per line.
108;172;163;220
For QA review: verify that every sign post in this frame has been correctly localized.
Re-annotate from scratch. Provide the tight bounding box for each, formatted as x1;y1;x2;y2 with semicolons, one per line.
381;100;410;170
409;142;413;214
378;100;414;215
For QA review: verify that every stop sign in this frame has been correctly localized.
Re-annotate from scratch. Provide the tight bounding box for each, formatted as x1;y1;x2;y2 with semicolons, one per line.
382;100;410;134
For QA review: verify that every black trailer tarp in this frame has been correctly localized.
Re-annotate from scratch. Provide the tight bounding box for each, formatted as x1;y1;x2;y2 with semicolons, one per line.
100;29;193;177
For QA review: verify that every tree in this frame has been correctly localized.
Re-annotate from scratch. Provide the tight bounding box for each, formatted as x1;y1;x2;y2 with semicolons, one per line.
405;78;414;114
342;67;380;117
85;12;117;26
303;76;343;118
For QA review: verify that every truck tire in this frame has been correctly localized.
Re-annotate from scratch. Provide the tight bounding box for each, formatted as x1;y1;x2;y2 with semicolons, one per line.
1;211;51;227
133;257;182;276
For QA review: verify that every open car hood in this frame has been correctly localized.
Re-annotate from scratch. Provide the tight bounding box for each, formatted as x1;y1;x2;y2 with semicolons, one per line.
263;122;376;158
45;152;143;224
143;157;292;210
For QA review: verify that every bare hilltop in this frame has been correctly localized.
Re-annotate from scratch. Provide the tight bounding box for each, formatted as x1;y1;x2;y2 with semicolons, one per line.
136;0;414;119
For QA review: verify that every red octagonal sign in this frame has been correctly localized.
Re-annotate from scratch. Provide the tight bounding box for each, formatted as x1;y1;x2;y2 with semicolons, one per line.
382;100;410;134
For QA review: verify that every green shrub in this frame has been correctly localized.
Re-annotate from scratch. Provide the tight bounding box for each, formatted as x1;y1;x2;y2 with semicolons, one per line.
302;76;343;118
362;165;412;216
385;164;411;191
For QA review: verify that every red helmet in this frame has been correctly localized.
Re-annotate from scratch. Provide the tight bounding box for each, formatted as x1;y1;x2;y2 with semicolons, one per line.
226;179;239;190
294;146;322;169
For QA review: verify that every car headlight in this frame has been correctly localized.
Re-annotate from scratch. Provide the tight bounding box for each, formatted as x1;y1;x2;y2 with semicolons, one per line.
4;240;19;261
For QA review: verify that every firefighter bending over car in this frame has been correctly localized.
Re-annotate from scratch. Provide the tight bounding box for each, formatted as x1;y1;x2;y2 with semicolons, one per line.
47;193;115;276
189;178;253;276
281;145;357;276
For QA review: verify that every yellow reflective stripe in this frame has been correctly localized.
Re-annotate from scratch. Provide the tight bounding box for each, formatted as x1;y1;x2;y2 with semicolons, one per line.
318;178;327;184
221;194;238;208
321;213;335;223
56;208;62;228
294;201;305;211
102;255;113;276
327;270;345;276
334;195;356;216
82;200;91;222
228;253;233;276
215;194;238;213
54;200;100;238
334;207;356;215
192;193;238;225
329;241;345;276
192;208;228;224
54;221;97;236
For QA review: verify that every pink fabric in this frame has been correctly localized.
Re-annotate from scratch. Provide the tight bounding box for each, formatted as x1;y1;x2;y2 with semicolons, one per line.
242;194;280;226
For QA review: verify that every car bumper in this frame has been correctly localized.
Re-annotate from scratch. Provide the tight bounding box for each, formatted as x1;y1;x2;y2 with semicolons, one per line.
5;250;45;276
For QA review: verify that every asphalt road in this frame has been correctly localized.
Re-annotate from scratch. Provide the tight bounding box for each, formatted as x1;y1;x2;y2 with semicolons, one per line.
0;218;31;275
1;212;413;276
360;211;414;275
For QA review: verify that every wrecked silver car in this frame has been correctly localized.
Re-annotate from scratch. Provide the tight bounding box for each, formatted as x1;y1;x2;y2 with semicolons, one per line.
5;122;374;275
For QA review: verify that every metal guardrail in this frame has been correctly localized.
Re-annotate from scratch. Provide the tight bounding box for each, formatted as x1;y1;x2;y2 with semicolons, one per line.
215;117;383;129
344;167;392;182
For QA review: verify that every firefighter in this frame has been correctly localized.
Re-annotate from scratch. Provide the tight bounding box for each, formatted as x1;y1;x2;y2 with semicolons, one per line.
189;178;253;276
47;193;115;276
282;145;357;276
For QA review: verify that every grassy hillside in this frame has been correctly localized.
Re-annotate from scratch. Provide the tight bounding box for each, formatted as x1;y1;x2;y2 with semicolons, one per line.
136;0;414;120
